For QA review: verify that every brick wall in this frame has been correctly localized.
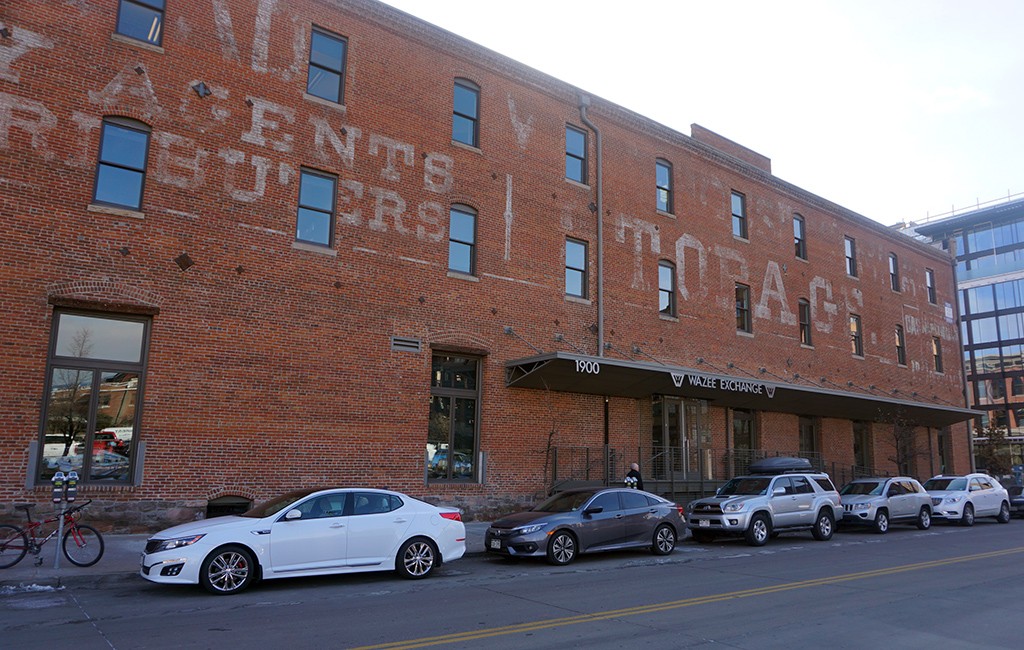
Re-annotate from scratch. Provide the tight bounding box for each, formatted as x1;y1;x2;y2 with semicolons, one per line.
0;0;973;529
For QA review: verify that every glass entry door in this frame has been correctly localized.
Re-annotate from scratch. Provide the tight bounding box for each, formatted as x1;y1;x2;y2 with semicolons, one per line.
652;397;707;479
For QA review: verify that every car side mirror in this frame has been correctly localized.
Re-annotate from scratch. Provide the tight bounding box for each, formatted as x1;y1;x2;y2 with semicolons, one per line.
583;506;604;516
772;487;786;497
284;508;302;520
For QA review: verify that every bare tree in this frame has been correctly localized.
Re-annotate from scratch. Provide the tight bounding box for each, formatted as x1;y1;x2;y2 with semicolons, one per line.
46;327;94;457
877;407;930;476
974;421;1013;478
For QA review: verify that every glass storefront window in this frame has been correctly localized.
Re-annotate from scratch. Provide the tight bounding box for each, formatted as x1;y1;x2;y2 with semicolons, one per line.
427;355;479;481
38;312;147;484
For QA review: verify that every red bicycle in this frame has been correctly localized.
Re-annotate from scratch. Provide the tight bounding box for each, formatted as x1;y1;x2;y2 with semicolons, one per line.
0;499;104;568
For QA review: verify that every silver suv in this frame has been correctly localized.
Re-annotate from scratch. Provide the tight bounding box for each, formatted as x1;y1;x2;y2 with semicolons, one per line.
685;457;842;546
838;476;932;533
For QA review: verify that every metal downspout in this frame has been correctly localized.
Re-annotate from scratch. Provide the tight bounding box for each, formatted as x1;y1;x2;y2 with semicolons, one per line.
579;95;603;357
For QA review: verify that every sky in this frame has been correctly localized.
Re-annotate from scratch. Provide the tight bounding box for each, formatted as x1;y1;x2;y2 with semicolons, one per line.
379;0;1024;227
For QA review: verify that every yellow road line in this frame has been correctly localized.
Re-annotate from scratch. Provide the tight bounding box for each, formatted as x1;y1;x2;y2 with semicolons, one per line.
352;546;1024;650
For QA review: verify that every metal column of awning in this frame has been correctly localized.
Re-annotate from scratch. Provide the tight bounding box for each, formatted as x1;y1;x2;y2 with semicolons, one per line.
505;352;979;428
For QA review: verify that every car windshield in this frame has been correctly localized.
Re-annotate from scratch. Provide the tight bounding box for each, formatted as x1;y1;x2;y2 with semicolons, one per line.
840;481;883;496
717;477;771;496
924;477;967;491
241;488;321;518
533;491;597;512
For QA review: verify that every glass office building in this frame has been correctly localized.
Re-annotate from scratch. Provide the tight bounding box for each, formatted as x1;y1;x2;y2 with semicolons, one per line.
909;197;1024;471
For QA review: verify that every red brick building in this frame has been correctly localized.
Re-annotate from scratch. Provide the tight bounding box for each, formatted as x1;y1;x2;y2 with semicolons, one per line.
0;0;974;529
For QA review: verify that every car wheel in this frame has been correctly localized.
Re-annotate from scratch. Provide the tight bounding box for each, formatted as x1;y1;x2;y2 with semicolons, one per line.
812;510;835;541
396;538;437;579
691;531;715;544
960;503;975;527
546;531;577;565
652;525;676;555
200;545;256;595
916;507;931;530
996;501;1011;524
745;513;771;546
872;510;889;535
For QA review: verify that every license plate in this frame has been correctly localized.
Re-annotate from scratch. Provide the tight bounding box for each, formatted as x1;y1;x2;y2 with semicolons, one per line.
699;519;710;527
490;539;502;550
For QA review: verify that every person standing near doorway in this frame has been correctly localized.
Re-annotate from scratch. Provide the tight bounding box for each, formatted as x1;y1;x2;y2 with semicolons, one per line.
625;463;644;490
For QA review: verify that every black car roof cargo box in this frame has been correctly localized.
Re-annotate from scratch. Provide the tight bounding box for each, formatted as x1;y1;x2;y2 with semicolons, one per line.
748;456;814;475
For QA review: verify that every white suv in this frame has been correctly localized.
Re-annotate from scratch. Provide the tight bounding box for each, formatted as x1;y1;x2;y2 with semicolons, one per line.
923;473;1011;526
685;457;842;546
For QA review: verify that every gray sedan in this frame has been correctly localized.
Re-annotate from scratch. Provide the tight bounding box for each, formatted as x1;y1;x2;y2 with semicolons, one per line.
484;487;685;565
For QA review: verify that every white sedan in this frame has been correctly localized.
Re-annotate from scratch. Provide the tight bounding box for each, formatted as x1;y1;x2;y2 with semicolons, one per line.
140;488;466;594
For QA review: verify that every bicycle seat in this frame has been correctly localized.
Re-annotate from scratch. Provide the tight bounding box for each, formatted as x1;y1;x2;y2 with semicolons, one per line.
14;503;35;512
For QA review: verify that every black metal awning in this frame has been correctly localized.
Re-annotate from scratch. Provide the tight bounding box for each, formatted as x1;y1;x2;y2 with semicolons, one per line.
505;352;978;428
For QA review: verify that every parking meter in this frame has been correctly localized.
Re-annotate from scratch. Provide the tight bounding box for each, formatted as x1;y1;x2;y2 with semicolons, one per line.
51;471;65;503
65;471;78;502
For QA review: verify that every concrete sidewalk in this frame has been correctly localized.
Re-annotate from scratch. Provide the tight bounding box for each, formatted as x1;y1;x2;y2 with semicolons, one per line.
0;521;492;590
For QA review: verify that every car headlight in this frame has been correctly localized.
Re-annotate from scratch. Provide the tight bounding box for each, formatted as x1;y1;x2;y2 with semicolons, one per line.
723;502;745;512
943;495;965;504
513;524;547;535
851;503;871;510
151;534;206;552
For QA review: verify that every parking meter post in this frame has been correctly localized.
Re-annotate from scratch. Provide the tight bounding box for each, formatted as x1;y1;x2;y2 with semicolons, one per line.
51;463;71;569
66;471;78;503
51;471;65;504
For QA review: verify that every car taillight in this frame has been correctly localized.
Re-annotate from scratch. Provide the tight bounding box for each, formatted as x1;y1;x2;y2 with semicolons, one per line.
440;512;462;522
675;506;685;517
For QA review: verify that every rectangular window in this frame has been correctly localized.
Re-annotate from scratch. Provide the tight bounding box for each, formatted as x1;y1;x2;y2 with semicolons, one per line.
798;298;812;346
449;205;476;275
896;324;907;365
656;159;673;213
798;416;818;454
307;28;347;103
565;238;588;298
794;214;807;260
925;268;937;304
38;311;148;484
658;261;676;316
736;283;752;333
565;125;587;184
731;191;747;239
853;421;872;468
733;409;756;451
452;79;479;147
428;355;479;481
296;169;336;246
850;314;863;356
845;236;858;277
933;336;943;372
889;253;900;291
116;0;164;45
93;118;151;210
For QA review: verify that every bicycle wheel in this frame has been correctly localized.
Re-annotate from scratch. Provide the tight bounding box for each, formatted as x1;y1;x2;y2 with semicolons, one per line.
62;524;104;567
0;524;29;569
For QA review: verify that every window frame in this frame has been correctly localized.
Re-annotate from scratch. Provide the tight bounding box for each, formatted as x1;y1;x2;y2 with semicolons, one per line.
798;298;812;346
731;191;748;239
452;78;480;148
926;268;937;304
115;0;165;46
296;168;338;247
448;204;477;275
565;238;588;298
306;27;348;104
889;253;901;292
736;283;752;333
895;324;907;366
428;354;480;483
92;117;151;211
850;313;864;357
36;309;150;486
655;159;673;213
658;260;676;317
794;214;807;260
933;336;944;372
565;125;588;184
845;236;858;277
